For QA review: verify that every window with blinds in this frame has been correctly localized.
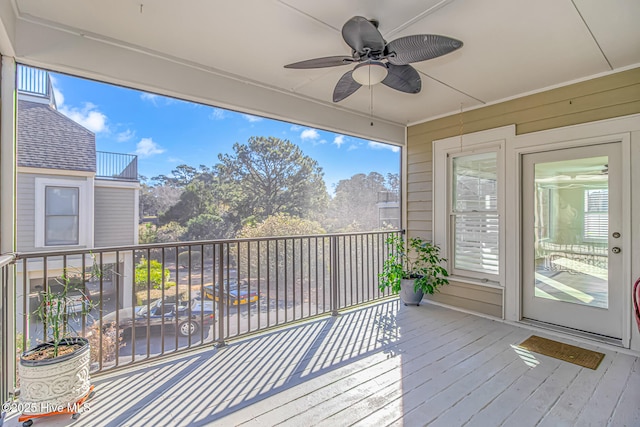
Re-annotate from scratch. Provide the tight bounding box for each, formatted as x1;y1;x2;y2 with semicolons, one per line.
583;189;608;240
451;152;499;275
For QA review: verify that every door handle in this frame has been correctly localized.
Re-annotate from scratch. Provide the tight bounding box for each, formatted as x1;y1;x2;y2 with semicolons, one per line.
612;247;621;254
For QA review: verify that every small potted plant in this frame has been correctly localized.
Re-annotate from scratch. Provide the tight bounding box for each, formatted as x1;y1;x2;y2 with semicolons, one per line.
379;234;449;306
18;262;98;421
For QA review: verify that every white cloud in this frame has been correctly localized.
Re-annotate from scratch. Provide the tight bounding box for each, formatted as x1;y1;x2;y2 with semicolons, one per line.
139;92;178;107
368;141;400;153
59;102;108;133
116;129;135;142
300;128;320;141
347;144;359;151
168;157;184;163
333;135;346;148
290;125;302;132
135;138;165;158
242;114;263;123
210;108;226;120
140;93;159;104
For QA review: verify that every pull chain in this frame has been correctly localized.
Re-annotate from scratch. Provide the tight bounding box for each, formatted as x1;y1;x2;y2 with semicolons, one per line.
369;65;374;126
370;84;374;126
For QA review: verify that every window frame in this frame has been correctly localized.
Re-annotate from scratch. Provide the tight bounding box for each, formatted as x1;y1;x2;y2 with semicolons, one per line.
433;126;510;287
34;177;93;248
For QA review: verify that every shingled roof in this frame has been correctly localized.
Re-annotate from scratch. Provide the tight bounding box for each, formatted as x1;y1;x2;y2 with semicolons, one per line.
17;100;96;172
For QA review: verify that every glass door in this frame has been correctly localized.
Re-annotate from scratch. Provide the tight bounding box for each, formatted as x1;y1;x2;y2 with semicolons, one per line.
522;142;623;339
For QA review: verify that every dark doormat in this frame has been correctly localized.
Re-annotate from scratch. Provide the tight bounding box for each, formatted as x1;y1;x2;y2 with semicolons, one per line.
518;335;605;370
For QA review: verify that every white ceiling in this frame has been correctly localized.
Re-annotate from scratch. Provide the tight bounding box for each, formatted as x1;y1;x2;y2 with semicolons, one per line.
2;0;639;144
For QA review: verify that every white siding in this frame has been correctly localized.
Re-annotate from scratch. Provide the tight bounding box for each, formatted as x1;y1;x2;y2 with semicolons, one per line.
16;173;35;252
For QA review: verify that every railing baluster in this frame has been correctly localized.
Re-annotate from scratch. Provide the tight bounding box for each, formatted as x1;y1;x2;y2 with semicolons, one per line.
216;243;225;347
115;250;121;367
131;249;136;363
330;235;339;316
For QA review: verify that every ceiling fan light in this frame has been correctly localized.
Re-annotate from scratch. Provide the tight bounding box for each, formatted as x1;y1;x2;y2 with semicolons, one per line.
352;61;388;86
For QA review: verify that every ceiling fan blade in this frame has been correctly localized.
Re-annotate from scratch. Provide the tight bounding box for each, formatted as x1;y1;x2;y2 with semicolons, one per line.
333;70;362;102
341;16;385;55
284;56;355;69
381;64;421;94
386;35;463;65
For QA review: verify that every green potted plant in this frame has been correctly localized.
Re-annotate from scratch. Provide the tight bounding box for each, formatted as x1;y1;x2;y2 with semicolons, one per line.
18;261;99;421
379;234;449;306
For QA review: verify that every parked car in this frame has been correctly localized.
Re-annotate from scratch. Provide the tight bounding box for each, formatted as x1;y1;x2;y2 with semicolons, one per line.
102;298;214;337
202;279;259;306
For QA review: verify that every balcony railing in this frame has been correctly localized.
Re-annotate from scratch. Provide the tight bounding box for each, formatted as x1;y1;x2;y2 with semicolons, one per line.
96;151;138;181
5;230;398;394
17;66;52;101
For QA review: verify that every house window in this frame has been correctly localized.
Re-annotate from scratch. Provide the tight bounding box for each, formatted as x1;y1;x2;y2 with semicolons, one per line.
583;189;608;240
451;152;499;275
45;186;79;245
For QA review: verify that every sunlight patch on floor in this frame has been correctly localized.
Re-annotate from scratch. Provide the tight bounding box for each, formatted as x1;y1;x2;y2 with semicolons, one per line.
510;344;540;368
535;273;594;304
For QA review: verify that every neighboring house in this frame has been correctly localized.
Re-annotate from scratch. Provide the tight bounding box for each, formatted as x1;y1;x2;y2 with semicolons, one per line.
15;66;139;323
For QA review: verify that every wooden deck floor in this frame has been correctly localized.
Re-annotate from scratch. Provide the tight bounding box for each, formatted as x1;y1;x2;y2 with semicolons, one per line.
5;299;639;426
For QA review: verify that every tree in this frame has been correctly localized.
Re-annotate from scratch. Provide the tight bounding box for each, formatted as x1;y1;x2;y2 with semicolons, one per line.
138;223;158;244
139;179;183;220
156;221;186;243
184;213;229;241
216;137;329;229
160;179;219;225
325;172;391;232
237;213;325;238
152;164;202;188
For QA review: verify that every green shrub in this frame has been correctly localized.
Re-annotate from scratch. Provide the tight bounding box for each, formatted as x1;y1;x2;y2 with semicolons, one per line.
135;258;170;290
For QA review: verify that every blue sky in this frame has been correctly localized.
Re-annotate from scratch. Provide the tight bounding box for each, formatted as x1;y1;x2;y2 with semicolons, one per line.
50;72;400;193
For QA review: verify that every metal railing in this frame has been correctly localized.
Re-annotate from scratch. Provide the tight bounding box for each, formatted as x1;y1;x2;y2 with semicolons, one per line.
11;230;398;381
1;253;16;406
96;151;138;181
17;66;51;100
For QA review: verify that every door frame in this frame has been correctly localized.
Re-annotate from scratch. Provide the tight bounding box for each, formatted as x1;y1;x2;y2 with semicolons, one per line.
504;115;637;348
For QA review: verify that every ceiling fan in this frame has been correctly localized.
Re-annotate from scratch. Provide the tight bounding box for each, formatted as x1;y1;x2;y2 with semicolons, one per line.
284;16;463;102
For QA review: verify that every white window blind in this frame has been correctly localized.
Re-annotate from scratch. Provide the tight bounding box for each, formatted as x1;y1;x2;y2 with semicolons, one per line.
452;152;499;275
583;189;608;240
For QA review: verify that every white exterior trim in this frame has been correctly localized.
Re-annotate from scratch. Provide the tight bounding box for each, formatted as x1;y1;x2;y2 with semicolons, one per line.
507;113;640;351
34;176;94;249
432;125;514;290
94;179;140;189
18;166;95;178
